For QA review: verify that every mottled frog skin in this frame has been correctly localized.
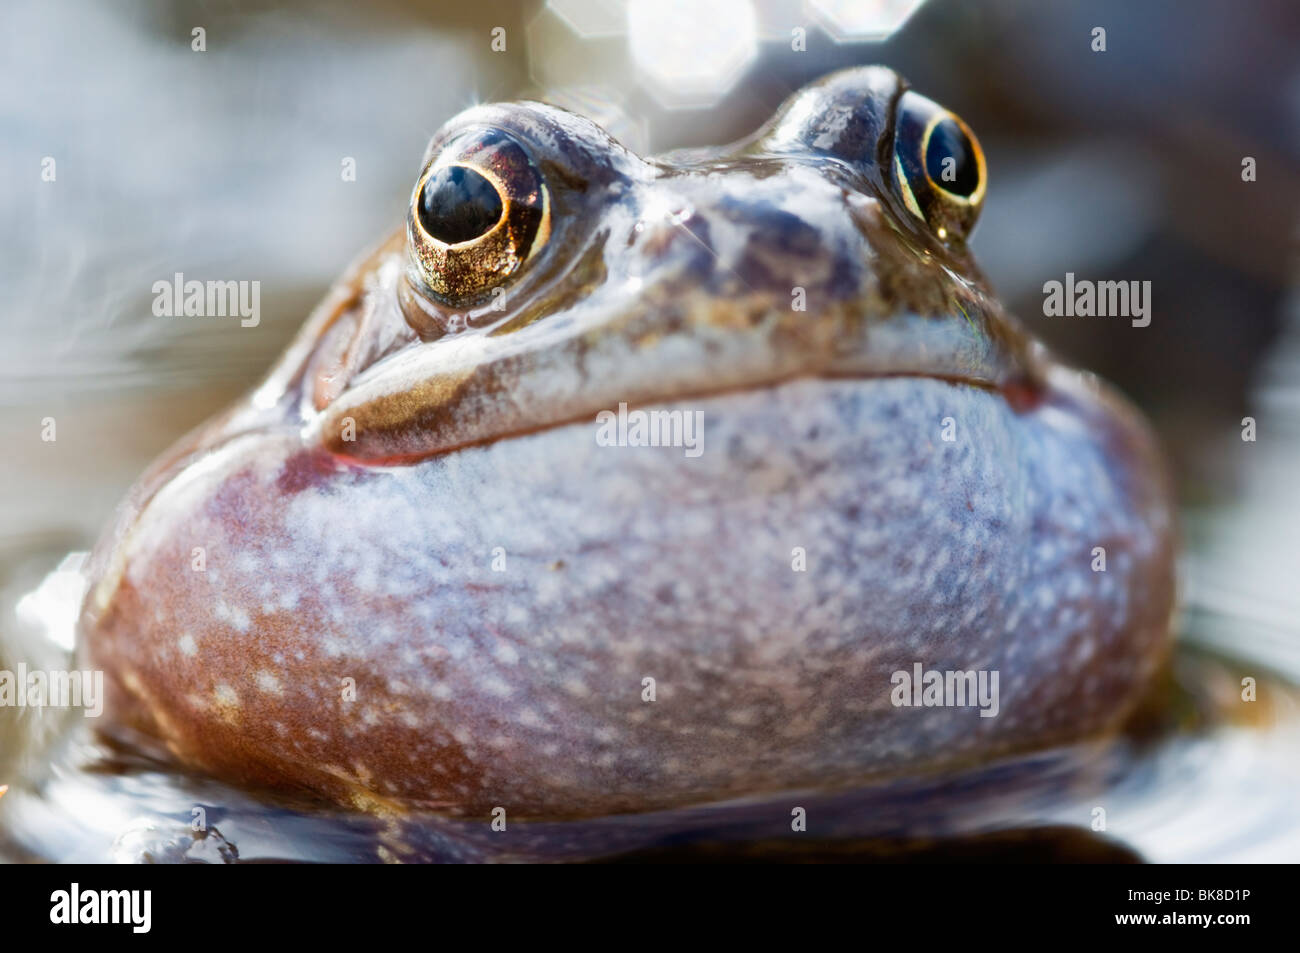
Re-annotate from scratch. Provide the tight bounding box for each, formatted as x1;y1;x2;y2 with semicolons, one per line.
79;68;1175;822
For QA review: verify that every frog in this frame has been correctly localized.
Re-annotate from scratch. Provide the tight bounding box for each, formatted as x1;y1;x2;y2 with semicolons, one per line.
7;67;1191;861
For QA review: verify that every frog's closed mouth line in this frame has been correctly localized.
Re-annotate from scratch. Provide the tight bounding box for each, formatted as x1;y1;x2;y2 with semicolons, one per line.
305;277;1037;465
73;67;1177;829
307;366;1025;466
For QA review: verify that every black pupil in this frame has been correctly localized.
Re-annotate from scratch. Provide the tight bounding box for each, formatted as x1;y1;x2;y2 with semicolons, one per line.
925;119;979;198
418;166;503;244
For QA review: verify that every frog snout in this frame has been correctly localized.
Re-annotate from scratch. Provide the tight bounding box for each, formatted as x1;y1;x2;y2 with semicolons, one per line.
624;170;874;304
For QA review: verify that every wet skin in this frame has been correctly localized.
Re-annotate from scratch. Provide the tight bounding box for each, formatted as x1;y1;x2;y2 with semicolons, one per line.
80;68;1175;821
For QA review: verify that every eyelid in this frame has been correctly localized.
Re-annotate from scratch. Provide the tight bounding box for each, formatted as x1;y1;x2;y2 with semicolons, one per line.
892;152;926;221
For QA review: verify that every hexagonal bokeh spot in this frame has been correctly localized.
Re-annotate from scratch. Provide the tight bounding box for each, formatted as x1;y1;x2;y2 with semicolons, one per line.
546;0;629;39
753;0;812;42
627;0;759;108
526;6;629;92
806;0;929;42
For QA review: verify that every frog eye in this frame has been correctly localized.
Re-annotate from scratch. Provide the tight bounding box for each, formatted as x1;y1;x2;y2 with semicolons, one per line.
891;91;986;242
407;129;550;301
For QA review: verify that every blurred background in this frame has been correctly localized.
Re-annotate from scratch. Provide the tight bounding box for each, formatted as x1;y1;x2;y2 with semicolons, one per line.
1;0;1298;675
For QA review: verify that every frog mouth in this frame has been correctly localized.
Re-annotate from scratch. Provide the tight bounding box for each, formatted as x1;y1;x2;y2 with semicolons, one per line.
299;294;1042;466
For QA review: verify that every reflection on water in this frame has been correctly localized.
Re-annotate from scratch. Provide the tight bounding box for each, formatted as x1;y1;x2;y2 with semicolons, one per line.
2;551;1298;862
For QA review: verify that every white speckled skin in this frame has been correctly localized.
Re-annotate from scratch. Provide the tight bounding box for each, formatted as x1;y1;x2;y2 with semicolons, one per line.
81;369;1171;818
79;68;1175;821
